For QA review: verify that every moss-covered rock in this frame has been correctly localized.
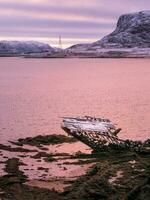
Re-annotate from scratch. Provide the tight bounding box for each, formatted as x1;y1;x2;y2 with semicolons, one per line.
11;134;76;147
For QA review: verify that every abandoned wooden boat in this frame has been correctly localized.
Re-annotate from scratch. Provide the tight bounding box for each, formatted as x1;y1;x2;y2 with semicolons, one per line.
61;116;123;151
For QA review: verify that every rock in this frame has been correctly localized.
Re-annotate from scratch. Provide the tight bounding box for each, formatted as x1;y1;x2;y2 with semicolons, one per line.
63;150;150;200
31;152;56;162
39;147;49;151
0;158;28;187
37;167;49;171
5;158;21;174
0;143;37;153
0;158;62;200
12;134;76;147
44;156;56;162
30;152;50;159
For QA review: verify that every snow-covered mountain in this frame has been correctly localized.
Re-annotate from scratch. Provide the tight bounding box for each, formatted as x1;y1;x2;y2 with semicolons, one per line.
0;41;55;55
92;10;150;49
67;10;150;55
67;43;91;53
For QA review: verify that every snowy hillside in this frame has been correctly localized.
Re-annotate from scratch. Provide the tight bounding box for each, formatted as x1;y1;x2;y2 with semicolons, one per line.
0;41;55;55
67;10;150;54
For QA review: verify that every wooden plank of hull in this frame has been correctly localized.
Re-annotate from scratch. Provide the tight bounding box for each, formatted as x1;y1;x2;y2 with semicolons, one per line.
62;127;101;150
61;126;124;151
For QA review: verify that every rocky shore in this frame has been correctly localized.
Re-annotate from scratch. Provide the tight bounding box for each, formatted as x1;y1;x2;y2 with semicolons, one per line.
0;134;149;200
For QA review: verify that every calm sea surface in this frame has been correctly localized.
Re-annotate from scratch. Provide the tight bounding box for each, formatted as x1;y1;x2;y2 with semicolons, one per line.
0;58;150;143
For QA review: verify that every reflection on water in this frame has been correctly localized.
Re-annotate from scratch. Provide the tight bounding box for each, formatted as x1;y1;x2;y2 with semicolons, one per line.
0;58;150;142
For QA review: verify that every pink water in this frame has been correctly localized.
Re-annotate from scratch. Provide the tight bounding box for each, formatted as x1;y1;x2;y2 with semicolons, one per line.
0;57;150;143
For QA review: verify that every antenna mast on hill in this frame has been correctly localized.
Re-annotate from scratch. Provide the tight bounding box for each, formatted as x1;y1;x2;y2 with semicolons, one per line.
58;35;62;49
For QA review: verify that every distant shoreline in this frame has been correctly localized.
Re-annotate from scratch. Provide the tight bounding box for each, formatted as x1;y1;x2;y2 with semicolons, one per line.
1;47;150;59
